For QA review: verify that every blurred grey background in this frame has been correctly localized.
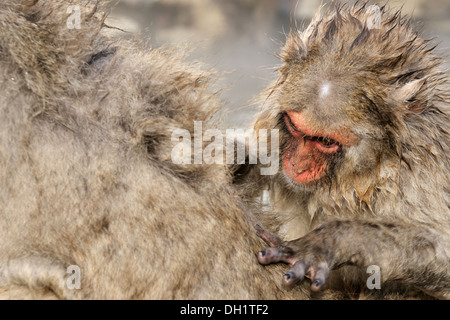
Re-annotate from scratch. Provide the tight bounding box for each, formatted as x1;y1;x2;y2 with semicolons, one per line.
106;0;450;128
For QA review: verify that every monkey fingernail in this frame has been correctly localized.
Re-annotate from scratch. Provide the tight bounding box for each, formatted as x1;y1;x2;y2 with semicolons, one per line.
283;271;302;286
257;250;271;265
311;279;323;292
283;272;293;284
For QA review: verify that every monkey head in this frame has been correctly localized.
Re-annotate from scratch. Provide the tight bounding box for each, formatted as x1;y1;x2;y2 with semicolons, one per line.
260;4;447;195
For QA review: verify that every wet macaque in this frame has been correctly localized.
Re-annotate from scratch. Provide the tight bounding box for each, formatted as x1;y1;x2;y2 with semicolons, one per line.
241;3;449;299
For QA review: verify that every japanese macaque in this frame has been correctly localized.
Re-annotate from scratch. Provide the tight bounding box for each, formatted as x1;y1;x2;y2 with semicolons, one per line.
0;0;312;300
239;3;449;299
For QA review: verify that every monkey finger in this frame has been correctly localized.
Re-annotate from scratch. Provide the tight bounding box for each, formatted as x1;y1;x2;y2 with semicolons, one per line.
310;263;329;292
254;224;283;247
257;246;293;265
283;261;307;287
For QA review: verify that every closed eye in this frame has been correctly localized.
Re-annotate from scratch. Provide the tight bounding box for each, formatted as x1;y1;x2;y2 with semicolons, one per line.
314;136;340;148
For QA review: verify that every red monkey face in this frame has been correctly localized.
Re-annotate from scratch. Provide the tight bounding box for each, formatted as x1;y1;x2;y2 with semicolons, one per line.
281;110;360;185
259;3;445;197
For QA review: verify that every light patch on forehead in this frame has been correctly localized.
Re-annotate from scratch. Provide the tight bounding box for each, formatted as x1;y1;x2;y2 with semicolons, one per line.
319;81;332;99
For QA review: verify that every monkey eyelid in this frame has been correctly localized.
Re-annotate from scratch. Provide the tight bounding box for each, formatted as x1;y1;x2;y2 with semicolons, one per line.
282;112;341;150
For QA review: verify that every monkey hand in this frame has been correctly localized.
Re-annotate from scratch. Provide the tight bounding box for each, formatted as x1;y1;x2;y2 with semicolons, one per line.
256;220;450;297
255;223;337;292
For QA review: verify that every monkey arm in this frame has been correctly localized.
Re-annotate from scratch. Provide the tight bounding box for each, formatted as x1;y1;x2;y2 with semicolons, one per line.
256;220;450;299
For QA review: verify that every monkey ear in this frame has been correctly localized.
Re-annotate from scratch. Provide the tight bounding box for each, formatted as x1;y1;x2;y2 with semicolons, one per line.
391;78;428;113
365;5;382;30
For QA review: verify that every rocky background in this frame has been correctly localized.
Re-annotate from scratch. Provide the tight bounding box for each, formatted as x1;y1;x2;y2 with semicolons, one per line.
107;0;450;128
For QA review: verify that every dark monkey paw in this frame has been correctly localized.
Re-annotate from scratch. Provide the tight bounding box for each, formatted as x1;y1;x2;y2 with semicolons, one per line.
255;224;335;292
